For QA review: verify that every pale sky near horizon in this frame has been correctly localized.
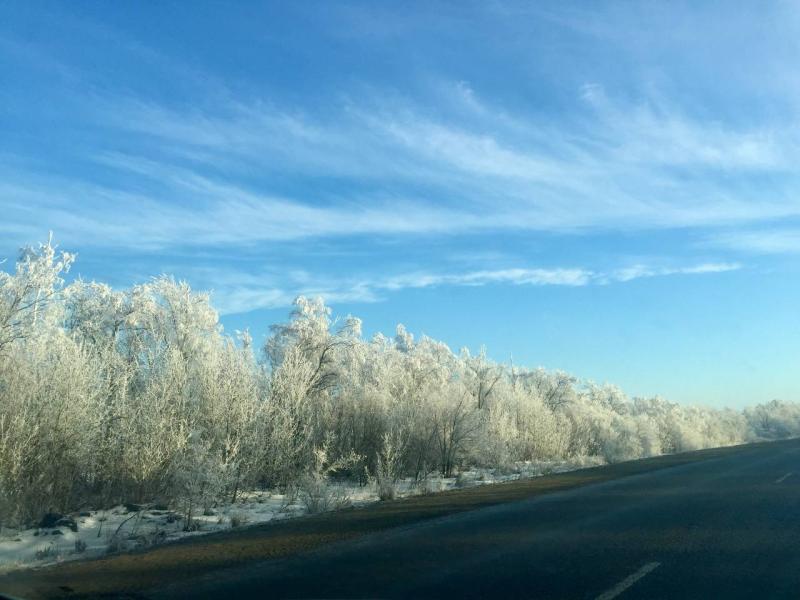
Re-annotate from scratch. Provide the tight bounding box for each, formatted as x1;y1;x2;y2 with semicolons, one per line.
2;1;800;408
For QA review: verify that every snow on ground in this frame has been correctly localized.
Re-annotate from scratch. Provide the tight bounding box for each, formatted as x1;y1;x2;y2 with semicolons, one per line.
0;456;603;573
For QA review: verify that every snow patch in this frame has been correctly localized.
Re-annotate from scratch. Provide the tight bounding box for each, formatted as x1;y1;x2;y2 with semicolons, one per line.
0;456;602;573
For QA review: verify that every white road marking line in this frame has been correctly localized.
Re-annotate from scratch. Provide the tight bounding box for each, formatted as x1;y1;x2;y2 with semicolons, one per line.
775;472;793;484
595;561;661;600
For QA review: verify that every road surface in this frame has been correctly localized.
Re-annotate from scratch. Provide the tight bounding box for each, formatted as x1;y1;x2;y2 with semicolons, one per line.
3;439;800;599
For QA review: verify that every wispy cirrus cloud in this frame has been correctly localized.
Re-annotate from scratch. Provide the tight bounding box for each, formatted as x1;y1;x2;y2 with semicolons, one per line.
579;83;791;171
706;228;800;255
0;4;791;321
200;261;742;315
0;71;781;323
5;81;800;255
380;267;594;290
609;262;742;283
0;158;488;250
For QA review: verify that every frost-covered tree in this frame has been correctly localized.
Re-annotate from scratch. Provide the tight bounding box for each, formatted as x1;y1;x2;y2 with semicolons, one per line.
2;237;800;528
0;237;74;353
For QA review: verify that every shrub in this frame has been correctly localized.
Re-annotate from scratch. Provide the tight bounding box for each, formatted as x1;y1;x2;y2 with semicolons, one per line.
34;543;58;561
229;512;249;528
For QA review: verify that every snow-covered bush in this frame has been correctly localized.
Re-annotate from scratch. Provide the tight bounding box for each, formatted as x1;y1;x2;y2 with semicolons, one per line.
298;442;360;513
374;431;406;500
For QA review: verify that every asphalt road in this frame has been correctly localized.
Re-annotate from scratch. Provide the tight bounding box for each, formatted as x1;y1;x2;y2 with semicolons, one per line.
150;439;800;599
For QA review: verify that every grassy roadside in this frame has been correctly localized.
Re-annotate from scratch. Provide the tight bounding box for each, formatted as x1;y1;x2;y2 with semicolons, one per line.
0;439;790;600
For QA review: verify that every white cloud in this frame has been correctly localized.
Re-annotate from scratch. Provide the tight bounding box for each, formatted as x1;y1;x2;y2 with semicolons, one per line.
707;229;800;254
381;268;594;290
198;261;742;315
4;80;800;255
0;162;488;251
579;83;790;171
609;262;741;283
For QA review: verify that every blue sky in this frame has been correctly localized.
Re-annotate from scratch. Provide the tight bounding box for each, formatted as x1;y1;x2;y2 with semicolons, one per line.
2;1;800;407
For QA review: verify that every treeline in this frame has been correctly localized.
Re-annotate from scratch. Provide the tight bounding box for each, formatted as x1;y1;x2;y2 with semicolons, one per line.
1;239;799;527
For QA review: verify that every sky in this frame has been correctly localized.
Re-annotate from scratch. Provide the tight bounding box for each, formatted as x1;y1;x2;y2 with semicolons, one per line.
2;1;800;408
